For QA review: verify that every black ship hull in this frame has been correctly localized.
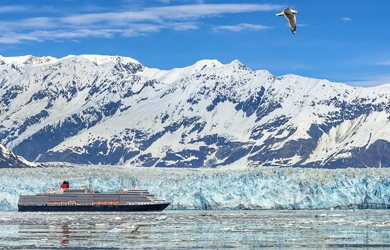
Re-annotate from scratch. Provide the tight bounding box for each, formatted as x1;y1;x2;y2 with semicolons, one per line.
18;202;171;212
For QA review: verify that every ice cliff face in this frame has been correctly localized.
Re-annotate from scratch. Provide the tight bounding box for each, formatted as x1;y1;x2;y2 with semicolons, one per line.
1;54;390;168
1;167;390;211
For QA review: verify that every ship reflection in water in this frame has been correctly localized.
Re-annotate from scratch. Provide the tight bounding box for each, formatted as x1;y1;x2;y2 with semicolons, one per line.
60;224;69;247
2;210;390;248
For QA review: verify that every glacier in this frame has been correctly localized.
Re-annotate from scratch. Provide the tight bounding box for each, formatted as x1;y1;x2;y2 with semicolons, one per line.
1;166;390;211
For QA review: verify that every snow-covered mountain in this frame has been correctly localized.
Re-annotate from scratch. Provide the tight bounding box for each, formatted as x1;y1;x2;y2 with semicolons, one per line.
1;54;390;169
0;144;38;168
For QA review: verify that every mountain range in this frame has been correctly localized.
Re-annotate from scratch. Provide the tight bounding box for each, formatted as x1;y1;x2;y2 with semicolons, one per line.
1;54;390;168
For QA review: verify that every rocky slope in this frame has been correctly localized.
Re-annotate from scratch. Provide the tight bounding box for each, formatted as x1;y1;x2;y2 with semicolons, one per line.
0;144;38;168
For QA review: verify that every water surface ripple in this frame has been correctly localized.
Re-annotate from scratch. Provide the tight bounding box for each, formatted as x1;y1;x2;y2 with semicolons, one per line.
1;210;390;249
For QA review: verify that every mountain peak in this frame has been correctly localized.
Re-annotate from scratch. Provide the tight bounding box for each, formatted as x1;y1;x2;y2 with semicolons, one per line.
78;54;142;66
47;54;145;74
230;59;243;65
138;59;224;84
0;144;38;168
192;59;223;70
0;55;57;66
228;59;250;71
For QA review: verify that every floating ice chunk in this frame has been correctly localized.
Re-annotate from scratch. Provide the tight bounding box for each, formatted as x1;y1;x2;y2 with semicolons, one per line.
156;216;167;221
326;235;350;239
297;226;313;230
109;228;122;233
119;222;133;228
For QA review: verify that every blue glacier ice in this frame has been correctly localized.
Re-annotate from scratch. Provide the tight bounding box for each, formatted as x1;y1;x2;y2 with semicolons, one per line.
1;166;390;211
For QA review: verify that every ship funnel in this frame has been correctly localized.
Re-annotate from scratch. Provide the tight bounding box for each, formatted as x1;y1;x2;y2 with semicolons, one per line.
61;181;69;189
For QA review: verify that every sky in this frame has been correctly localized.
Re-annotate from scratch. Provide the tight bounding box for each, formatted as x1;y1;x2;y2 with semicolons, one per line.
0;0;389;87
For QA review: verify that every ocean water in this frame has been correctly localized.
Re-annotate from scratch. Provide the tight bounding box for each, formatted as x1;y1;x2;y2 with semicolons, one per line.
1;210;390;249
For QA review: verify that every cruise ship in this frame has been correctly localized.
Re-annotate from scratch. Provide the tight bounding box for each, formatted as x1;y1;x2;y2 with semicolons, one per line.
18;181;171;212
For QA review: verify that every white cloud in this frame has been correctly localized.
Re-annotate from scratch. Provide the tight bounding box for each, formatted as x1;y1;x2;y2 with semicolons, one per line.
0;3;283;44
344;75;390;87
61;4;283;25
0;32;43;44
341;17;352;21
0;18;57;31
0;5;28;13
376;60;390;65
157;0;205;3
213;23;271;32
170;22;199;31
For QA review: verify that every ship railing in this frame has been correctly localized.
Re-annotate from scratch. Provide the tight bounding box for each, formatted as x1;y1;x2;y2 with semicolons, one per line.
48;201;76;206
92;201;118;205
126;202;155;205
46;201;122;206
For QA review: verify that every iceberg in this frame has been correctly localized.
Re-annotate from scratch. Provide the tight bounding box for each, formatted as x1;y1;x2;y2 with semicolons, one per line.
1;166;390;211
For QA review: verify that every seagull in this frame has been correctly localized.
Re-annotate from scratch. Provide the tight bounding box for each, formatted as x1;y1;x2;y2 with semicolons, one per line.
276;7;299;34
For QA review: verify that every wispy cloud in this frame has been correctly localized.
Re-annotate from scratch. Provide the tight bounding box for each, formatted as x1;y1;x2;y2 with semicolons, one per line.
61;4;283;25
376;60;390;65
0;5;28;13
344;75;390;87
0;18;57;31
0;3;283;44
157;0;205;4
213;23;272;32
341;17;352;21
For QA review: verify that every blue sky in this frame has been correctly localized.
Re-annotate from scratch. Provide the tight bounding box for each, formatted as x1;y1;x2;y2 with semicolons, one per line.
0;0;389;87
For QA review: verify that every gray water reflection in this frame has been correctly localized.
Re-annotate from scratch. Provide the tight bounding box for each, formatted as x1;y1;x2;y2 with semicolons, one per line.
1;210;390;249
